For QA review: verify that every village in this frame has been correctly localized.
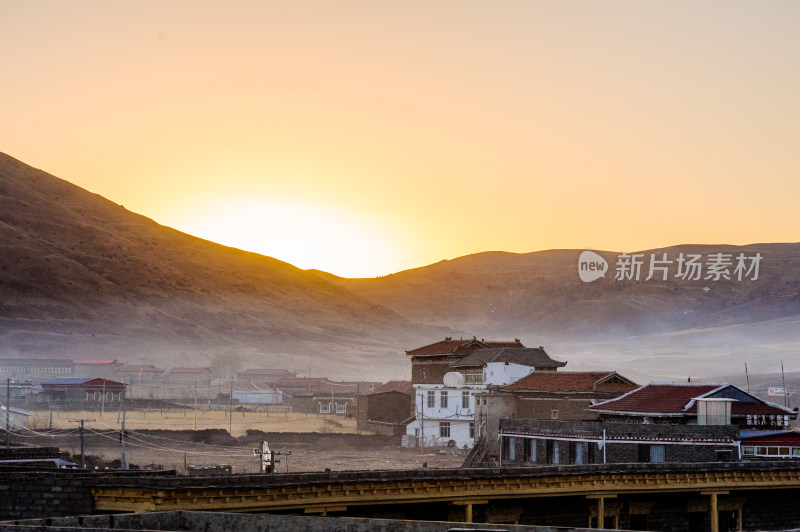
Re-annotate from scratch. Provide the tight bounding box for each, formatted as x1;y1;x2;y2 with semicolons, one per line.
2;337;798;471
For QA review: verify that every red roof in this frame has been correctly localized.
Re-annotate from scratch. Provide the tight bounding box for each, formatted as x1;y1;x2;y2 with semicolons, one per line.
591;383;720;414
591;382;797;418
504;372;637;394
406;337;524;357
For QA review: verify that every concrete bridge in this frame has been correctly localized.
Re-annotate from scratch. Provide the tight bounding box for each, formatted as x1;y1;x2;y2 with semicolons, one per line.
88;462;800;531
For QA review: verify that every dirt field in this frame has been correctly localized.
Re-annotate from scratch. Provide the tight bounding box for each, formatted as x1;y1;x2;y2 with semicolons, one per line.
28;408;358;437
13;408;466;473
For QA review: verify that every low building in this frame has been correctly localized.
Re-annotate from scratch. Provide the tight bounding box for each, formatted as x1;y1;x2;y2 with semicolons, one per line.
357;380;413;435
499;419;740;465
231;389;283;405
120;364;165;383
474;371;638;442
289;381;380;415
739;429;800;460
590;382;797;429
235;368;296;386
0;359;74;383
0;406;32;430
40;378;126;405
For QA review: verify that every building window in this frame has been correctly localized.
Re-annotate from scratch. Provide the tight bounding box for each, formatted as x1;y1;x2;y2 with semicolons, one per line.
524;439;536;462
551;409;559;420
462;391;470;409
320;402;331;414
462;369;483;384
422;368;427;380
335;402;346;414
638;444;665;463
742;446;755;455
507;437;516;460
426;391;435;408
546;440;560;464
440;391;448;409
572;442;584;465
439;422;451;438
469;422;475;439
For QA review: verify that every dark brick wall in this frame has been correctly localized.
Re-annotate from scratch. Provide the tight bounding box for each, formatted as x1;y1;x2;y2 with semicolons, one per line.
0;473;93;520
357;391;413;431
516;398;600;421
500;419;740;465
410;358;457;385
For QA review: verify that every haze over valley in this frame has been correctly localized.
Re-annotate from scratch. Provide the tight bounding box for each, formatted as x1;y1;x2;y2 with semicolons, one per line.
2;152;799;386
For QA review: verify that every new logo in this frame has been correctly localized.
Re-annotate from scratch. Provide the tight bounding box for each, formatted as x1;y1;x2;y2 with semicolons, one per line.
578;251;608;283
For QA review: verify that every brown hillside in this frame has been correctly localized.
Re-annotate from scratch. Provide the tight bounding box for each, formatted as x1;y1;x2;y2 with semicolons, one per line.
0;153;445;379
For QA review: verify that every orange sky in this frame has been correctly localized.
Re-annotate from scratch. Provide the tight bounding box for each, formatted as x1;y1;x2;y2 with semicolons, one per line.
2;2;799;277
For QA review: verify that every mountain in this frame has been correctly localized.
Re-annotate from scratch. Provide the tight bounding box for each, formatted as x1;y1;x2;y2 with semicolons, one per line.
0;152;446;379
322;246;800;382
2;151;799;384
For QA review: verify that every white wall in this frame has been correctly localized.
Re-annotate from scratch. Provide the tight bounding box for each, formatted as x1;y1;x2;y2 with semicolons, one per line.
483;362;534;386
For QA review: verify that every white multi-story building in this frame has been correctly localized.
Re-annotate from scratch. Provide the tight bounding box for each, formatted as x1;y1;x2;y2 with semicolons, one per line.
405;338;566;448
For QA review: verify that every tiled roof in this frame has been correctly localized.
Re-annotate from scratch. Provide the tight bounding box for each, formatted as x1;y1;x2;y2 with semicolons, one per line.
406;338;524;357
590;383;721;414
74;359;125;365
503;371;637;393
451;347;567;369
41;377;125;386
40;378;93;385
687;400;795;417
368;380;413;395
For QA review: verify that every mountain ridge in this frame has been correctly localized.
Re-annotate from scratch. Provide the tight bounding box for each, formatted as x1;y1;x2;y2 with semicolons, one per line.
2;152;799;382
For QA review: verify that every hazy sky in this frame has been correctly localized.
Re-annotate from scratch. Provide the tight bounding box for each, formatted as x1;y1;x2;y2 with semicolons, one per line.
3;1;799;277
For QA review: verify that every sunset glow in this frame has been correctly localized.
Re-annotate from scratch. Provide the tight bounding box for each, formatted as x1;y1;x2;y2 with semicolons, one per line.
162;199;410;278
2;2;799;276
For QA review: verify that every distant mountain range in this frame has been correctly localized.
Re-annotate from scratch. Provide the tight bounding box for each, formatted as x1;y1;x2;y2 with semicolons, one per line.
1;152;799;384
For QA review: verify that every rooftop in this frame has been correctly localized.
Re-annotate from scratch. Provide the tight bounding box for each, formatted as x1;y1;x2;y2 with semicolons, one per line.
451;347;567;369
503;371;636;393
367;380;413;395
590;382;797;417
406;337;524;357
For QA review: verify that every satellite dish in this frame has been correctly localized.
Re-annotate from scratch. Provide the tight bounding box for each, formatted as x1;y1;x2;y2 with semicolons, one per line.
443;372;466;387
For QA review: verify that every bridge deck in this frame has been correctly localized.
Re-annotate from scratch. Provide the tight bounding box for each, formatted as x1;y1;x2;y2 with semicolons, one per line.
90;461;800;514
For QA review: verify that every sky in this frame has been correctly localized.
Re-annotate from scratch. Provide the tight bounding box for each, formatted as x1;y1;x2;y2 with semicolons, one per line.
2;1;799;277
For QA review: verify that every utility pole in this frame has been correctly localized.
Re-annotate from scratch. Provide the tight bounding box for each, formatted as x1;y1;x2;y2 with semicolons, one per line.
229;376;233;435
69;419;96;469
5;379;10;447
120;394;127;470
419;392;425;451
356;382;360;435
194;375;198;431
100;380;106;418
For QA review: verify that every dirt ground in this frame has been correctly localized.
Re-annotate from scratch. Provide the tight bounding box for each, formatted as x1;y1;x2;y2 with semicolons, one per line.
13;408;466;473
27;408;359;436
